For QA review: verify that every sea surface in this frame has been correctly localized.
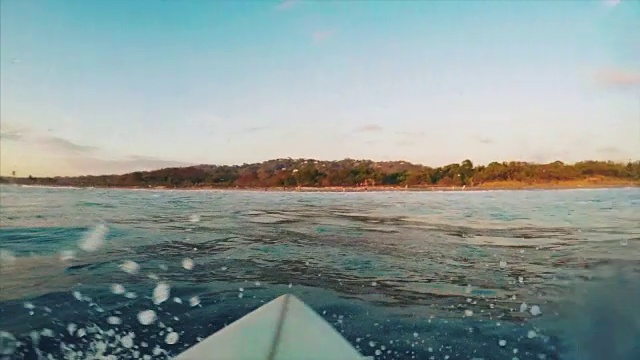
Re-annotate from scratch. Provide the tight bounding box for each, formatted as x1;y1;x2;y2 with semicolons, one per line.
0;185;639;360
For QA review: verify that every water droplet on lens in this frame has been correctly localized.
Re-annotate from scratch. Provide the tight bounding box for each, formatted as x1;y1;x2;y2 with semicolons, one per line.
137;310;157;325
111;284;125;295
530;305;542;316
152;282;170;305
165;332;179;345
189;296;201;307
120;260;140;275
182;258;194;270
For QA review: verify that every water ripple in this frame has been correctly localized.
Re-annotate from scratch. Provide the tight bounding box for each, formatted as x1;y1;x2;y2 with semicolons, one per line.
0;185;638;359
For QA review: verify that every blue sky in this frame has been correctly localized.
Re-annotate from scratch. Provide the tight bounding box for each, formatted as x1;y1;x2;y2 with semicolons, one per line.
1;0;638;176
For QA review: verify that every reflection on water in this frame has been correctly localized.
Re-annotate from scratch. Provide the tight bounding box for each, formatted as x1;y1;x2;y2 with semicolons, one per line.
0;186;639;359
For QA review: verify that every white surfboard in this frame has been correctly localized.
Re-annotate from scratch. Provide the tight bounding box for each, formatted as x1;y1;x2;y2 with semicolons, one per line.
175;294;367;360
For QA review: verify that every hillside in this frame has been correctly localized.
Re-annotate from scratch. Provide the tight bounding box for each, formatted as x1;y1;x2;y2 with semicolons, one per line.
2;158;639;189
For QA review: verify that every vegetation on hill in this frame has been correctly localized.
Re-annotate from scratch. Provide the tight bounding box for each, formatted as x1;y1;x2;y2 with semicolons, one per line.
2;159;639;189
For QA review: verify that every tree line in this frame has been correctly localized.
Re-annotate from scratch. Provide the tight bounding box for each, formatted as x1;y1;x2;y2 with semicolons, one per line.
2;159;639;188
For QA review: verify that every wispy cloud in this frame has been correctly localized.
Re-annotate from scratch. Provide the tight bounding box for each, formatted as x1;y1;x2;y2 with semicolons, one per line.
396;131;426;138
595;69;640;89
529;150;571;164
0;122;97;154
312;30;336;43
242;125;272;134
63;155;192;176
477;136;494;145
604;0;621;7
275;0;297;11
596;146;622;155
0;130;24;141
354;124;383;133
0;123;189;175
395;140;416;147
39;136;98;154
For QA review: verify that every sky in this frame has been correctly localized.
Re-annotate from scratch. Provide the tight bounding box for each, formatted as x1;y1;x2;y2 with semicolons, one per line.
1;0;639;176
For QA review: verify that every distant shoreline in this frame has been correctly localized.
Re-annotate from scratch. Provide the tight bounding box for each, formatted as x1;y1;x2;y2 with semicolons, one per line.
6;180;639;192
3;158;638;192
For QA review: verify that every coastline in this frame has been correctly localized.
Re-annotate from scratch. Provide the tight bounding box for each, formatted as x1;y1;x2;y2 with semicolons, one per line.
5;179;639;192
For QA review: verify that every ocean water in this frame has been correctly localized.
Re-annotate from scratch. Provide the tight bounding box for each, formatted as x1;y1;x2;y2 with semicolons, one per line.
0;185;639;360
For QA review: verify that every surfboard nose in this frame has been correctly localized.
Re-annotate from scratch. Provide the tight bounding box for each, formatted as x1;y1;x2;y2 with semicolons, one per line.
175;294;366;360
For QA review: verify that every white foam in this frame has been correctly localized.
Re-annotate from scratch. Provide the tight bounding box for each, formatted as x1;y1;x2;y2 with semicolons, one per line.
173;297;183;304
189;214;200;223
78;224;108;252
527;330;537;338
499;339;507;347
153;282;170;305
137;310;157;325
67;323;77;336
29;330;39;348
499;260;507;268
464;309;474;317
182;258;194;270
0;331;17;356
